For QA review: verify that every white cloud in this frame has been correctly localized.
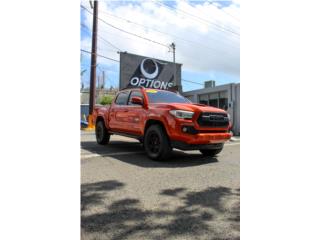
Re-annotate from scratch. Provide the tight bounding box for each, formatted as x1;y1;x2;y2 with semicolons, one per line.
81;0;239;76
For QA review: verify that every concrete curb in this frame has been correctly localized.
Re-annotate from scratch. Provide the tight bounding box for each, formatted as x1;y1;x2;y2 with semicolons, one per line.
81;128;95;131
230;137;240;142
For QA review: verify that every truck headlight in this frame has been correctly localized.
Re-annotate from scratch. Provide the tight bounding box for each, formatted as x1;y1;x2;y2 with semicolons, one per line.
169;110;194;119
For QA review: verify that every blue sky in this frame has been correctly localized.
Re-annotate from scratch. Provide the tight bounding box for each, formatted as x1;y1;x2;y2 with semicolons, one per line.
80;0;240;92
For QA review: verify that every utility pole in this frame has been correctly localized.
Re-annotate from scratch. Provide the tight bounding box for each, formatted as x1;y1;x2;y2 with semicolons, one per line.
169;42;180;92
88;0;98;129
102;70;105;89
170;42;176;85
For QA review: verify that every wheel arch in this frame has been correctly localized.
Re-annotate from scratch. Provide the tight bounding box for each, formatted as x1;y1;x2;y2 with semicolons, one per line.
95;115;107;128
144;119;168;136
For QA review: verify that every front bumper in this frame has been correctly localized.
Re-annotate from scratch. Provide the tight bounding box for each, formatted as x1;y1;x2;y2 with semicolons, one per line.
166;114;232;148
174;132;232;144
171;141;225;150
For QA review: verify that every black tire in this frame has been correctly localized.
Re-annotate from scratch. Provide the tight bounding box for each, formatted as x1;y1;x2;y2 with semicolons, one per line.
200;148;223;156
144;125;172;160
95;120;110;145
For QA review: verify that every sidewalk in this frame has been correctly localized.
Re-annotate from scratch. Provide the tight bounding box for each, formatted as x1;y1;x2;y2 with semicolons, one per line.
230;136;240;142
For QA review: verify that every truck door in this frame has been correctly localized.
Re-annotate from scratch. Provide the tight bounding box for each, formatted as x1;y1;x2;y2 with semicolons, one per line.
108;91;130;132
127;90;145;135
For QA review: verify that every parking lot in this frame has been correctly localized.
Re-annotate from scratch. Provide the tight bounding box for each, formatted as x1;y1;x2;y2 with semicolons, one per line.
81;131;240;240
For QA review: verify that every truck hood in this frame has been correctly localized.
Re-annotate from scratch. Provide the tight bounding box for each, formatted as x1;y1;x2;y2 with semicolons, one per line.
151;103;227;114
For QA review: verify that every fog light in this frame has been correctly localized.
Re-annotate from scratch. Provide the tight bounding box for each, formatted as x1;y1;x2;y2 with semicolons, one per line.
181;126;198;134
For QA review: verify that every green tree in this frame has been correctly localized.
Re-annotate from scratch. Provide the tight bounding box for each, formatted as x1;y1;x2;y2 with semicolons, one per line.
100;95;114;105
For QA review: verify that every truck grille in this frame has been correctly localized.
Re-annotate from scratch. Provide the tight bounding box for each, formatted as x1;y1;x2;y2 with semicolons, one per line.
197;112;229;127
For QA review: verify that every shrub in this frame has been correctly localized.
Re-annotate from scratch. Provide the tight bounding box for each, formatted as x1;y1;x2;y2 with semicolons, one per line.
100;95;114;105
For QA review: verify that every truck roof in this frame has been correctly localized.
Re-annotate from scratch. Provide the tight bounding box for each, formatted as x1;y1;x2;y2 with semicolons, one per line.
120;86;176;93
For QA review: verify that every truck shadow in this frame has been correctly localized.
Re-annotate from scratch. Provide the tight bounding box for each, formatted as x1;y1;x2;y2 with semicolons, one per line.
81;140;219;168
81;180;240;240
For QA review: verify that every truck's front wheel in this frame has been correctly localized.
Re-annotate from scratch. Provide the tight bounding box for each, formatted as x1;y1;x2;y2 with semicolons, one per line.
95;120;110;145
199;148;223;157
144;125;172;160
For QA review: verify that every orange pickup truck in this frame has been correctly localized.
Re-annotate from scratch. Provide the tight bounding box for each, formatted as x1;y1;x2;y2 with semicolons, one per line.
93;87;232;160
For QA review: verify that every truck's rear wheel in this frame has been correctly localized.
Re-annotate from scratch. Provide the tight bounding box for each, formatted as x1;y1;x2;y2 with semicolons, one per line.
200;148;223;157
95;120;110;145
144;125;172;160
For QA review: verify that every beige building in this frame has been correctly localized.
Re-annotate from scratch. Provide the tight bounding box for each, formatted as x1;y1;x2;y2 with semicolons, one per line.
80;87;118;104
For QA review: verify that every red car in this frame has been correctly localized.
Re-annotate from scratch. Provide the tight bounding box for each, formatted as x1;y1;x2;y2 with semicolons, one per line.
93;87;232;160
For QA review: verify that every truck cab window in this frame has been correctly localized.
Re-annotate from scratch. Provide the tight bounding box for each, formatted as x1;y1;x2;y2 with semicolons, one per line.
128;90;144;105
115;91;129;105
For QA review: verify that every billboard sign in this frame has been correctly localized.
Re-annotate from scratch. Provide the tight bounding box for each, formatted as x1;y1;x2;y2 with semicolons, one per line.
119;52;182;90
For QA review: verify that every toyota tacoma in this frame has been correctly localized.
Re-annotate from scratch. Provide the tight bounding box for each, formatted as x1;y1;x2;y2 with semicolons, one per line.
93;87;232;160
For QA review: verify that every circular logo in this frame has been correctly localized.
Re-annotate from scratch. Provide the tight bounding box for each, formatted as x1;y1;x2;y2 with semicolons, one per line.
140;58;159;79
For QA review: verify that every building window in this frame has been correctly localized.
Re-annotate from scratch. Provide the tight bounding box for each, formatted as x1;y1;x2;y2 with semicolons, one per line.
199;94;208;105
198;91;228;110
219;91;228;110
209;92;219;108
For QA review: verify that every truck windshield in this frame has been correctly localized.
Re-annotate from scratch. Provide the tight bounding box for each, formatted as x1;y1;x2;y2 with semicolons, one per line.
146;90;191;103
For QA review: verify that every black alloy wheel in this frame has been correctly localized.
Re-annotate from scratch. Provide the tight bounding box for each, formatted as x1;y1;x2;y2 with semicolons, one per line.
144;125;172;160
148;132;160;153
95;120;110;145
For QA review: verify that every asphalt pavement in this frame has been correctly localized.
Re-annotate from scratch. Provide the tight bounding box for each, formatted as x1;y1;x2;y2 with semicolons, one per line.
81;131;240;240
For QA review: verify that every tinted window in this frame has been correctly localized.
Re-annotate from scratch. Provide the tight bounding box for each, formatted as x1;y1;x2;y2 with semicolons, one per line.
146;90;191;104
128;90;144;105
115;91;129;105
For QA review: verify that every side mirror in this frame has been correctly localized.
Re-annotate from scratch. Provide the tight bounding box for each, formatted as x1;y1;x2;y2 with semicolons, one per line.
131;96;143;105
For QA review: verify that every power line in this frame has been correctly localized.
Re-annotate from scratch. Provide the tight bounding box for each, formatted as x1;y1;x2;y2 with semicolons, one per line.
98;9;239;52
81;49;119;62
82;52;207;87
182;79;203;86
81;4;238;75
199;0;240;22
93;11;239;67
153;0;239;37
81;23;121;51
206;0;240;22
98;46;120;53
219;7;240;22
81;5;169;49
82;4;239;66
154;0;239;35
97;27;168;49
98;35;121;51
97;17;169;48
90;26;175;61
88;22;237;71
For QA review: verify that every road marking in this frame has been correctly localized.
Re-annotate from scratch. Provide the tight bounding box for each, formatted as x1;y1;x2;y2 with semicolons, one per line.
81;151;145;159
225;142;240;146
